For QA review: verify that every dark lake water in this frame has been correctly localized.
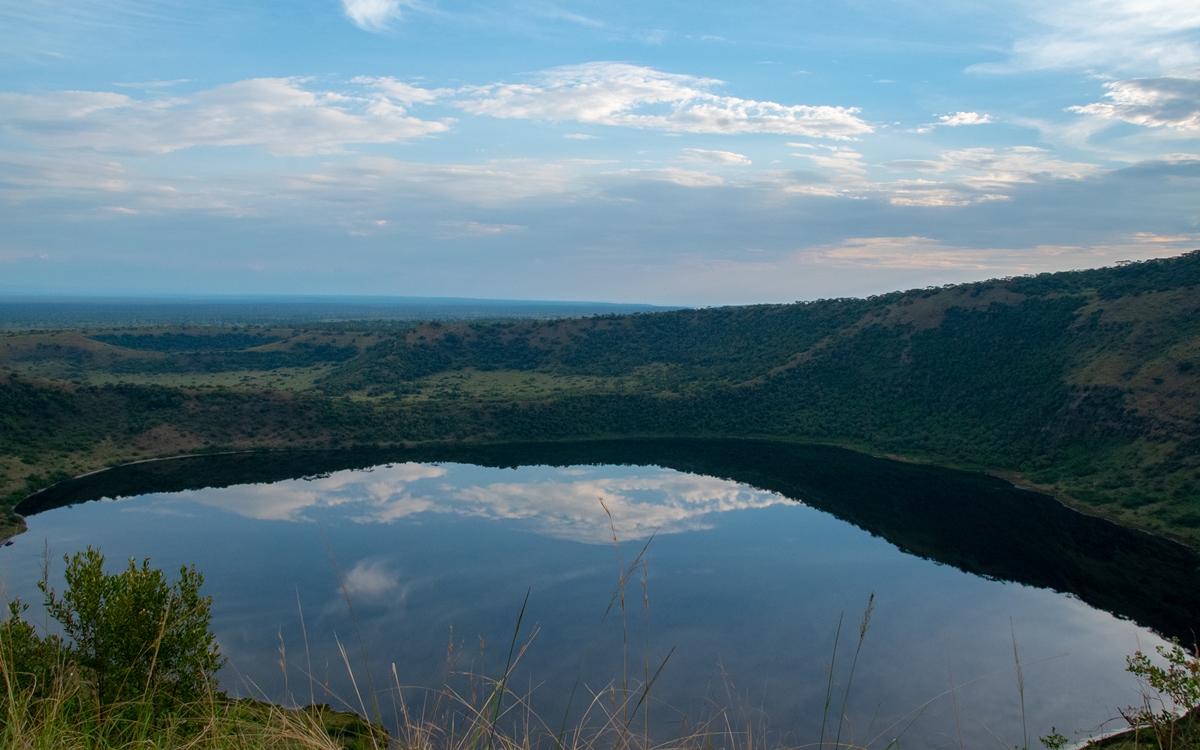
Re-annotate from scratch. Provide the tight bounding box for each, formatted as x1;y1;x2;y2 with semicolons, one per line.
7;440;1200;749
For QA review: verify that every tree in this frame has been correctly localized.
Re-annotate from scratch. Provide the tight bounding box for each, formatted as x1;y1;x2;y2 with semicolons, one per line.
38;547;225;711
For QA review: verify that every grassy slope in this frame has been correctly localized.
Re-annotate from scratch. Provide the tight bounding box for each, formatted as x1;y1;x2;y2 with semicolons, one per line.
1;253;1198;544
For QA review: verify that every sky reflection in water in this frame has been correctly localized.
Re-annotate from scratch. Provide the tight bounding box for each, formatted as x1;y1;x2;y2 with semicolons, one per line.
182;462;789;542
0;461;1169;749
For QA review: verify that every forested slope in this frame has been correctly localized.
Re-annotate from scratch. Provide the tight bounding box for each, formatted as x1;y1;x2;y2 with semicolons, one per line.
2;252;1198;543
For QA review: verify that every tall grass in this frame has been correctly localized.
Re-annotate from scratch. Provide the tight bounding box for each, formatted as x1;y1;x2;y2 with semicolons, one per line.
0;646;382;750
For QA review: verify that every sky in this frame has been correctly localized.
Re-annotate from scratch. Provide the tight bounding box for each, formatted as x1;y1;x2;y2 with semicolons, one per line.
1;0;1199;305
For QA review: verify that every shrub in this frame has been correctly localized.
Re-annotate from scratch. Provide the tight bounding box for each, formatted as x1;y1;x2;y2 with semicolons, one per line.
0;600;66;702
37;546;225;713
1120;638;1200;748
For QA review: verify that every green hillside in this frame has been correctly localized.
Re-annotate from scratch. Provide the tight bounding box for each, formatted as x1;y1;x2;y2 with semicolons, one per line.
2;252;1198;544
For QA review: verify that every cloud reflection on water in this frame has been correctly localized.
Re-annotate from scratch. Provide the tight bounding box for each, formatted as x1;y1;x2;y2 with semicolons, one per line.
343;558;405;600
178;463;790;543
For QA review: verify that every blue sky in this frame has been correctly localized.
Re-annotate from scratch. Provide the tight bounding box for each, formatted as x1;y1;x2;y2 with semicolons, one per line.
1;0;1198;304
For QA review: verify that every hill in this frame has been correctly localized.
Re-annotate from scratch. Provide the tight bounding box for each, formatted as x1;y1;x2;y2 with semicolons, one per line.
2;252;1198;544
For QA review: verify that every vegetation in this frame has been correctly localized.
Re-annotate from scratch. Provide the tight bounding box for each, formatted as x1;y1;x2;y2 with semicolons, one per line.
5;547;221;716
40;548;223;710
1;252;1198;545
1059;639;1200;750
1116;639;1200;749
0;547;385;749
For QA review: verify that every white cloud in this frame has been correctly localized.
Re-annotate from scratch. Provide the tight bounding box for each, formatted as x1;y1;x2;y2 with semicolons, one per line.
776;147;869;198
773;146;1101;206
912;111;994;133
978;0;1200;74
883;181;1009;208
618;167;725;187
0;78;448;157
342;0;409;31
799;146;867;179
0;246;51;264
112;79;190;89
807;235;1195;271
352;76;451;105
812;237;1023;269
1131;230;1200;243
1070;75;1200;131
938;111;993;127
291;156;579;205
439;220;526;237
680;148;751;165
0;151;130;196
0;123;1113;224
457;62;872;139
531;5;604;28
0;148;589;218
886;147;1101;191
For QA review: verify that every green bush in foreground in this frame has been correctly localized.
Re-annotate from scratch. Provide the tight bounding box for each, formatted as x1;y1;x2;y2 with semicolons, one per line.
39;547;224;712
0;547;382;749
1;545;227;744
2;547;223;731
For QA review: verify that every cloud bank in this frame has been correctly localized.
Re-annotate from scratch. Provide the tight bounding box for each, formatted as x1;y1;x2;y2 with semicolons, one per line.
0;64;869;161
457;63;872;138
1072;75;1200;131
982;0;1200;74
0;78;448;156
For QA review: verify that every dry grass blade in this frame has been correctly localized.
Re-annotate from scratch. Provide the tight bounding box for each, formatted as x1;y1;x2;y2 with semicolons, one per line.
321;524;381;725
833;593;874;750
485;588;532;750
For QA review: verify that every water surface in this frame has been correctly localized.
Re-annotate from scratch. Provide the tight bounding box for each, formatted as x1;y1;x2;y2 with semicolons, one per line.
8;440;1199;749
